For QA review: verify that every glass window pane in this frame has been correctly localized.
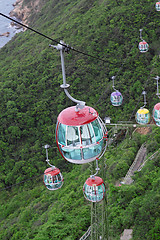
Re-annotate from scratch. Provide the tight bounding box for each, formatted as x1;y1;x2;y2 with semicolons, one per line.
91;119;103;142
58;123;66;145
67;126;80;146
82;141;103;160
63;148;82;160
80;124;95;145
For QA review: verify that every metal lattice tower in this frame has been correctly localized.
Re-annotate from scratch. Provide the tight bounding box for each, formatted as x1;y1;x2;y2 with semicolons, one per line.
90;197;108;240
89;157;109;240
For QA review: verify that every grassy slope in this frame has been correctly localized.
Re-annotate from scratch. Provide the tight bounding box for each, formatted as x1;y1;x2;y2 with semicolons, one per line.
0;0;160;239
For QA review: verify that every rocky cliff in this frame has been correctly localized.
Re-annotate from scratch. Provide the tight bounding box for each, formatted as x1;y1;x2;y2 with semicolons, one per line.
10;0;41;28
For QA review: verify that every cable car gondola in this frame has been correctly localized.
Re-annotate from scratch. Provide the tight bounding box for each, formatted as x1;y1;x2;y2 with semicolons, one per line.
135;91;150;125
138;40;149;53
110;91;123;106
153;76;160;126
138;29;149;53
56;105;106;164
83;176;106;202
156;1;160;11
110;76;123;106
43;167;64;190
153;103;160;127
51;41;107;164
43;145;64;191
136;108;150;124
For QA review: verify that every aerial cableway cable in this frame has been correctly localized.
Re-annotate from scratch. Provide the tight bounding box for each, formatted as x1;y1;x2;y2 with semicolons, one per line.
0;12;108;64
0;1;156;110
94;1;156;108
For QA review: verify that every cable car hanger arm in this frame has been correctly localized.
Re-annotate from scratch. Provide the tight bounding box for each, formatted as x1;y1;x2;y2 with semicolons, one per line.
141;90;147;108
43;144;56;168
139;29;144;41
50;40;85;110
112;76;118;91
154;76;160;99
90;159;100;178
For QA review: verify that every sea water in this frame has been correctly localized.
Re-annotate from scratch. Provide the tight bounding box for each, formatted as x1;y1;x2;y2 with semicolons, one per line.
0;0;22;48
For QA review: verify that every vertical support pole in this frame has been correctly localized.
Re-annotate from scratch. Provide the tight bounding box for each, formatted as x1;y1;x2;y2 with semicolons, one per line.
156;76;160;97
141;90;147;108
112;76;117;91
102;155;109;240
91;202;96;240
91;202;93;240
59;42;68;87
139;29;143;40
105;195;109;240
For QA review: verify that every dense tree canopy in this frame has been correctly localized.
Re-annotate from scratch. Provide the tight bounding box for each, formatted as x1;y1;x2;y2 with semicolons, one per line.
0;0;160;239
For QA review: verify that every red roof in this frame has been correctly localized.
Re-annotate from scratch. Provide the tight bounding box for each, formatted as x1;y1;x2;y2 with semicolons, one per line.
85;176;104;186
139;41;147;45
154;102;160;110
44;167;60;176
57;106;98;126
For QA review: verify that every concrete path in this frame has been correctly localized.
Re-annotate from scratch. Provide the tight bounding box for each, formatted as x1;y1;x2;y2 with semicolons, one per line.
120;229;133;240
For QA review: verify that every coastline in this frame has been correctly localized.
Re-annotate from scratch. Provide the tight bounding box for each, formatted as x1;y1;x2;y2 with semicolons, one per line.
9;0;41;28
0;0;41;48
0;0;23;48
9;0;29;28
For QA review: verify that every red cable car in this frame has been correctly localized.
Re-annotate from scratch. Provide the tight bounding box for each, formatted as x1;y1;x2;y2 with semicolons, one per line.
43;167;64;190
138;40;149;53
153;103;160;127
56;105;107;164
83;176;106;202
156;1;160;11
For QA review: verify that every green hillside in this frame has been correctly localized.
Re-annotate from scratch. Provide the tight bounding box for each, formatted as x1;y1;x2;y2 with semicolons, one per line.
0;0;160;239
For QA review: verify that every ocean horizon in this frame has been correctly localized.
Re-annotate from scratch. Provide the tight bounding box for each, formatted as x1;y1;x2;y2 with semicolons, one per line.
0;0;22;48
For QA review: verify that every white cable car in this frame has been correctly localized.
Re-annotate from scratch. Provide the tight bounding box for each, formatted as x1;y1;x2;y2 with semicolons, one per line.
83;176;106;202
43;167;64;190
156;1;160;11
56;105;107;164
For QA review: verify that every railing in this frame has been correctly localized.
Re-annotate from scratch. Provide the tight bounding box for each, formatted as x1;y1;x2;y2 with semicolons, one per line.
138;149;160;171
79;226;91;240
121;143;146;184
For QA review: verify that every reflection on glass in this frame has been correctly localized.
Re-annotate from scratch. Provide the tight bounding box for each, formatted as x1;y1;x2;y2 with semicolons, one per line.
58;123;66;145
91;119;103;142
